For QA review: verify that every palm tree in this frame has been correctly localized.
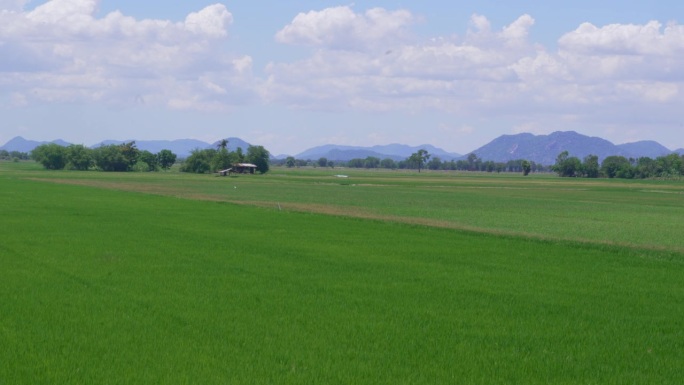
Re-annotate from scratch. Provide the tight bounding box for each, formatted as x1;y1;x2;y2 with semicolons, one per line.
216;139;228;151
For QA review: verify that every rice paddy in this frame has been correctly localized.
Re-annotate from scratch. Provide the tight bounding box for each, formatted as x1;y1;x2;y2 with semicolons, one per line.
1;162;683;384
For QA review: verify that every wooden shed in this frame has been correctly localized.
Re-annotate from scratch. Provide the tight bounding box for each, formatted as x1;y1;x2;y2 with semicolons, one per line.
232;163;257;174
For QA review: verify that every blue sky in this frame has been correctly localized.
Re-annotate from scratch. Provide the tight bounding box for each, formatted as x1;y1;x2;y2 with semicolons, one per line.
2;0;684;155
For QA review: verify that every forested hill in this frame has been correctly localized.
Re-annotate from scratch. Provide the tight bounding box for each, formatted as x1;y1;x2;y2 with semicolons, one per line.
469;131;673;165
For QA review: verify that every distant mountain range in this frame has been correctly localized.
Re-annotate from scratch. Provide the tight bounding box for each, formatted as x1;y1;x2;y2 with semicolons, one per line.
2;131;681;165
289;132;678;164
0;137;72;153
293;143;462;162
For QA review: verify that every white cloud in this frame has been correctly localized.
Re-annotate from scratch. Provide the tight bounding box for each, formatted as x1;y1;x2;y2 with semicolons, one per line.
275;6;415;50
267;12;537;112
266;9;684;144
26;0;97;24
557;20;684;84
559;20;684;56
184;4;233;38
0;0;252;109
469;14;491;33
502;14;534;41
3;2;684;148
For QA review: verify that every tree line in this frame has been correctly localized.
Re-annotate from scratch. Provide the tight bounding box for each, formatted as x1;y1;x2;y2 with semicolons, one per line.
31;139;272;174
31;142;177;171
0;150;31;162
552;151;684;179
278;152;546;174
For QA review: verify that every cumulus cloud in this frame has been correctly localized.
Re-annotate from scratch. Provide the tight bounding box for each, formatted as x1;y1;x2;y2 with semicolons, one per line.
0;0;252;109
3;1;684;144
184;4;233;38
266;7;684;138
26;0;97;23
266;12;538;112
502;14;534;41
557;21;684;83
275;6;415;50
559;20;684;55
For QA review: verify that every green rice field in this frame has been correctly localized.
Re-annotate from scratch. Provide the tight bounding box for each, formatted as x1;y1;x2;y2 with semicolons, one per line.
1;161;683;384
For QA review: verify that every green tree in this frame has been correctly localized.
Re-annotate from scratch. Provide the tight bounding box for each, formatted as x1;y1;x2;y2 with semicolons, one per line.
235;147;245;162
137;150;159;171
582;155;600;178
285;156;296;168
521;160;532;176
427;156;443;170
93;144;129;171
246;145;270;174
91;142;140;172
119;141;140;171
380;158;397;169
66;144;93;170
31;143;67;170
211;140;235;171
655;153;682;177
634;157;656;178
347;158;364;168
181;148;216;173
157;149;177;170
504;160;520;172
552;151;581;177
9;150;29;160
601;156;633;178
364;156;380;169
212;147;235;172
216;139;228;151
317;157;328;168
466;153;480;171
408;149;431;172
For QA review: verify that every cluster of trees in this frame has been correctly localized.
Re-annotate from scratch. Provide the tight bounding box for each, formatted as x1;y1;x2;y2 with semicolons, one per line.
31;142;177;171
280;151;544;175
0;150;30;162
277;156;323;168
553;151;684;179
401;153;542;174
180;139;270;174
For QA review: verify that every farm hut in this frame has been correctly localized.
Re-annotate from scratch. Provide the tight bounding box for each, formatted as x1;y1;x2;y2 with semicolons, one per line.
232;163;258;174
218;168;232;176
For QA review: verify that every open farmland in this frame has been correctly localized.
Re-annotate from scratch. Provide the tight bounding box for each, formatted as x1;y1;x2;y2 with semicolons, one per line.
1;162;683;384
